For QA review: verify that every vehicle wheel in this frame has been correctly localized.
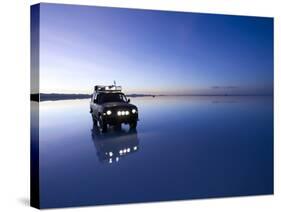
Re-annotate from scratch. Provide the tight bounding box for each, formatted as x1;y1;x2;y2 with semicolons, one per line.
130;121;137;129
91;114;98;126
97;115;107;132
93;119;97;126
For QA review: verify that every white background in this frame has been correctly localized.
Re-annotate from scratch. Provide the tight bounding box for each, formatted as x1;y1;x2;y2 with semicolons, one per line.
0;0;280;211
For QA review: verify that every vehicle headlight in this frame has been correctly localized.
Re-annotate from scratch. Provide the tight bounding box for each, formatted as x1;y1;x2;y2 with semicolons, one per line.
125;111;129;115
117;111;121;116
132;109;137;114
121;111;125;116
106;110;112;115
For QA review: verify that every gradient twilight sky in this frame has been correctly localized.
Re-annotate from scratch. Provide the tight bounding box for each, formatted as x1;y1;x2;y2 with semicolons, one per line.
38;3;273;95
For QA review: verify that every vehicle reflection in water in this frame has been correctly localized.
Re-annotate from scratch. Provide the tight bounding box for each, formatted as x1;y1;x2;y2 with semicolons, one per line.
91;126;139;164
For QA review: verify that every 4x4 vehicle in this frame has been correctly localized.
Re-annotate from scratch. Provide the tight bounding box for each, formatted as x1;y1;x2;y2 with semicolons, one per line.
90;85;138;132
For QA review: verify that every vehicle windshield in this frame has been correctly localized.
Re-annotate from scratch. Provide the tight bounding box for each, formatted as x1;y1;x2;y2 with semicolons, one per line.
98;93;127;104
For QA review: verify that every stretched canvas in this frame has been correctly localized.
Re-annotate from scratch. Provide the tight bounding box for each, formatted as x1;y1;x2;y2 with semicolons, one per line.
31;3;274;209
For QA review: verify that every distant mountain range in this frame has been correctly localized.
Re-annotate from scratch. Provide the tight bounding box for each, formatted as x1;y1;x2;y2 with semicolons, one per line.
31;93;157;101
30;93;272;102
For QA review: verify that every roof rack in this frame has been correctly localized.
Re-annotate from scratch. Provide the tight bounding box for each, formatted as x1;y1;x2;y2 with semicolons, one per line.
94;85;122;92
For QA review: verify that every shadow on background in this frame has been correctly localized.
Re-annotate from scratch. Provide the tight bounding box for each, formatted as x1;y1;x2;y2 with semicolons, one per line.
18;197;29;207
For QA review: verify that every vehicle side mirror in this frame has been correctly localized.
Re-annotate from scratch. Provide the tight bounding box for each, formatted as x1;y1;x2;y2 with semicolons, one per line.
127;98;130;103
93;99;97;103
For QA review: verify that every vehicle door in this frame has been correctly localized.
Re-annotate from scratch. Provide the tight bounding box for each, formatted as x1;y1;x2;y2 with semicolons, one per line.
92;93;99;118
90;93;94;110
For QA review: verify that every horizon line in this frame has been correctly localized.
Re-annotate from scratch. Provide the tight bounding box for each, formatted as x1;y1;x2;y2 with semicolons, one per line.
32;92;274;97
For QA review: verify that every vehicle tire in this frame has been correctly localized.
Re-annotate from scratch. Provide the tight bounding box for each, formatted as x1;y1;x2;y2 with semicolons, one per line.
130;121;137;129
97;115;107;133
91;114;98;126
93;119;97;126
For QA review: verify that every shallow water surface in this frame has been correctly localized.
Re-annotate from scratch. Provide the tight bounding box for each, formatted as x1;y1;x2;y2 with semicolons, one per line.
35;96;273;208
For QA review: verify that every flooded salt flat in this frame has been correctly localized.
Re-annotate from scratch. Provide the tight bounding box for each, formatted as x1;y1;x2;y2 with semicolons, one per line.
32;96;273;208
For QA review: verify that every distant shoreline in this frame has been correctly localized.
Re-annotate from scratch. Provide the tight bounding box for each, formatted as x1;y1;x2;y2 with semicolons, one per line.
31;93;159;101
31;93;273;102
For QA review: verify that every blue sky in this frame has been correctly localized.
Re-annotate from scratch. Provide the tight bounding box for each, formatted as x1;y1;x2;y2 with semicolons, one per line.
37;3;273;95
